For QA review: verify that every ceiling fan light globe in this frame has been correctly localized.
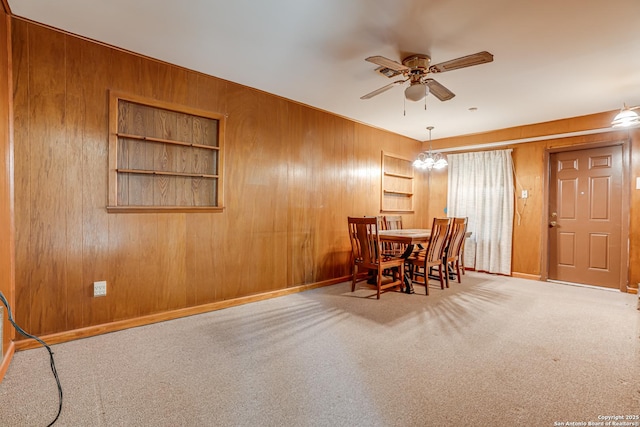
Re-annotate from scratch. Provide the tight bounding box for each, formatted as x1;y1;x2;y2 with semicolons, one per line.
611;108;640;127
404;83;428;102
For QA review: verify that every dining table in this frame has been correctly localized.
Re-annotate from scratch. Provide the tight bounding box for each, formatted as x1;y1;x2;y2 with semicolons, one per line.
379;228;431;294
379;228;472;294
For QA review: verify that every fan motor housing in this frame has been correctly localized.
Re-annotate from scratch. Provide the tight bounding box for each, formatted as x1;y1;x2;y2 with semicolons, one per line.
402;54;431;72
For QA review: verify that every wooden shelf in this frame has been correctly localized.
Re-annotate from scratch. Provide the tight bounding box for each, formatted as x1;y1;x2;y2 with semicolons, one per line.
109;91;225;211
107;206;224;213
117;169;219;179
384;172;413;179
383;190;413;196
116;133;220;150
381;151;414;213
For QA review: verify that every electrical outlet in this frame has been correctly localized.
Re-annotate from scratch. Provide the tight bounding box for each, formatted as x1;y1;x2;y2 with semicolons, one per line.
93;281;107;297
521;190;528;199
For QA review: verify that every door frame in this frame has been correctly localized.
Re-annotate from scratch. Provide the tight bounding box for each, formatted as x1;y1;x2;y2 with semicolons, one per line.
540;134;630;292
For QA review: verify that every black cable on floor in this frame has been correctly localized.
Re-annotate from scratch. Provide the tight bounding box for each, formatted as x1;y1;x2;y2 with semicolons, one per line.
0;290;63;426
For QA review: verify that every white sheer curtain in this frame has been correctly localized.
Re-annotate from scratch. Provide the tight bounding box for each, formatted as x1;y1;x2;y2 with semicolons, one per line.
447;149;514;275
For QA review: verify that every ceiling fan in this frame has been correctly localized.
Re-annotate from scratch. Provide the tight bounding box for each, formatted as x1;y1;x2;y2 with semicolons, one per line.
361;51;493;102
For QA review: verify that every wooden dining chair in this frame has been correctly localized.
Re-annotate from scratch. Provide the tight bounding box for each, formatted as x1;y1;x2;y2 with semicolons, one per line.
405;217;451;295
382;215;405;256
347;216;404;299
443;217;468;287
383;215;403;230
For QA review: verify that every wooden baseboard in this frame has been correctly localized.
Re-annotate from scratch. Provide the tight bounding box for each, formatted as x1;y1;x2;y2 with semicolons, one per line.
14;276;350;351
627;286;638;294
0;341;15;383
511;272;541;281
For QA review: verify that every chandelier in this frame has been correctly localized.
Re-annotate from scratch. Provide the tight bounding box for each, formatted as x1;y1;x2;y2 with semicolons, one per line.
413;126;448;170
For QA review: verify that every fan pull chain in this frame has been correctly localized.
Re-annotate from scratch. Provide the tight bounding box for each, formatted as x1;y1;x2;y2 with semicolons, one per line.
424;83;428;110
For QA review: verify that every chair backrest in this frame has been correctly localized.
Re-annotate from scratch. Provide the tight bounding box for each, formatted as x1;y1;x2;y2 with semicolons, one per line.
383;215;403;231
347;216;381;266
381;215;403;254
425;217;451;263
446;217;468;260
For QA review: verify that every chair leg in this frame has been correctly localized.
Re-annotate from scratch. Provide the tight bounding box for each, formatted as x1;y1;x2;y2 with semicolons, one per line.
461;246;466;275
376;269;382;299
444;262;450;288
352;265;357;292
424;263;429;296
438;265;445;289
455;260;462;283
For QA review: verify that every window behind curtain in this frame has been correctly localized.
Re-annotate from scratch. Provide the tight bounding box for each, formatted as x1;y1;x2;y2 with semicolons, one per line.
447;149;514;275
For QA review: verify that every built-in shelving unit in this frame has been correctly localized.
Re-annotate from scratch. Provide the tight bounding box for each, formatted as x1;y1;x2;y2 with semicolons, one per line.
381;152;414;212
108;91;225;212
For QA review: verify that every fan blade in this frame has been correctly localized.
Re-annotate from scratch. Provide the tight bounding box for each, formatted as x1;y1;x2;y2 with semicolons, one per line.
424;79;455;101
428;51;493;73
365;55;410;72
360;79;407;100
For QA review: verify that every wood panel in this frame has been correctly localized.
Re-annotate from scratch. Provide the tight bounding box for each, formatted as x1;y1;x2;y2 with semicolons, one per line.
224;85;289;297
430;111;617;150
27;24;68;335
424;169;448;223
287;102;324;287
629;128;640;291
63;34;86;330
12;18;30;333
0;9;14;366
79;39;111;327
510;142;545;275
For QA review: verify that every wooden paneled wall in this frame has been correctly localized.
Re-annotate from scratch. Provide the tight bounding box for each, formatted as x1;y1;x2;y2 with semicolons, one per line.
0;7;15;379
10;20;427;337
426;118;639;289
630;128;640;288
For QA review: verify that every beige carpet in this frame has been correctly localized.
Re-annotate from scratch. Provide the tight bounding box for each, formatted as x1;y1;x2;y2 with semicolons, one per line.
1;272;639;426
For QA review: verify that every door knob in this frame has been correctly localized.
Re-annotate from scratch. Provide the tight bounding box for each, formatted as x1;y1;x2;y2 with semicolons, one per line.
549;221;557;227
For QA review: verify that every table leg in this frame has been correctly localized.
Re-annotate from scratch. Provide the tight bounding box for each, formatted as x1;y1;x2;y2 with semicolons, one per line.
403;268;415;294
401;243;416;294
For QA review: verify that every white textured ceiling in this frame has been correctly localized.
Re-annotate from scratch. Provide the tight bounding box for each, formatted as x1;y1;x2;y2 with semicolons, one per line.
8;0;640;141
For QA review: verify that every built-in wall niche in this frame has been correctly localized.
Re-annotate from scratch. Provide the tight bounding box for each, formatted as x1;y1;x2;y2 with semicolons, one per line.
381;151;414;213
108;92;225;212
